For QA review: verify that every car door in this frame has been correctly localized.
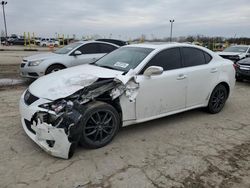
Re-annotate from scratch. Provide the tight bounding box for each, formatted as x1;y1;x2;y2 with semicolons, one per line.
98;43;118;54
70;43;114;66
69;43;100;66
181;47;220;107
135;48;187;120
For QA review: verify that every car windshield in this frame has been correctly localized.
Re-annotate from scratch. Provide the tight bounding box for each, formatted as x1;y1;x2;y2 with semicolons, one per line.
94;47;154;72
54;42;82;54
223;46;248;53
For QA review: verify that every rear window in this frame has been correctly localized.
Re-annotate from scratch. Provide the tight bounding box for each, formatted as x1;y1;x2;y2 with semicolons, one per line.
204;52;212;63
182;47;206;67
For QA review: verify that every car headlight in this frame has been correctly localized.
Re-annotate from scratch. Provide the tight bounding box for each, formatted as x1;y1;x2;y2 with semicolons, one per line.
28;60;44;66
39;100;74;114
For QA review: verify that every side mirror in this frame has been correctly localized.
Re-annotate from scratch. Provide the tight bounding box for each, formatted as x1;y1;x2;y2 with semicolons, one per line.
74;50;82;56
143;66;163;77
246;53;250;58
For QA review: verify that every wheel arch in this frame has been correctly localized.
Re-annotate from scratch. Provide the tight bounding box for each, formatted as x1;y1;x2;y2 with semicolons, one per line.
99;99;123;127
45;63;67;74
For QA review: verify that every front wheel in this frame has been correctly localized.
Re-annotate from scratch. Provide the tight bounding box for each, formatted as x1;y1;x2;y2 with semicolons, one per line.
207;84;228;114
45;64;65;74
79;101;120;149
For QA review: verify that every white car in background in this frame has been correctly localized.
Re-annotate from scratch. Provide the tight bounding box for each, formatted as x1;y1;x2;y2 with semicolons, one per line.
39;38;59;47
217;45;250;62
19;43;235;159
20;41;119;78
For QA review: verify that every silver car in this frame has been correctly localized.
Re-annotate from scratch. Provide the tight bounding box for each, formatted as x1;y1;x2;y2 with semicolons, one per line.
20;41;119;78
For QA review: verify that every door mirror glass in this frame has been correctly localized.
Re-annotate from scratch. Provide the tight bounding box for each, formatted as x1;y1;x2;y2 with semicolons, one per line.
143;66;163;77
74;50;82;56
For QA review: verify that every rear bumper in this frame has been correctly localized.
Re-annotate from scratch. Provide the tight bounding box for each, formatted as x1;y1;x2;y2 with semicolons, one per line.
236;66;250;79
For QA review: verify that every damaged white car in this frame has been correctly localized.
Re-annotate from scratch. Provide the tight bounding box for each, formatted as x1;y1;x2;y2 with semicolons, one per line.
19;43;235;159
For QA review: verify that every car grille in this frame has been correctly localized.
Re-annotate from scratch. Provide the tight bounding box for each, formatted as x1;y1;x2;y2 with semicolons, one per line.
28;72;39;77
24;119;36;134
20;63;25;68
24;90;39;105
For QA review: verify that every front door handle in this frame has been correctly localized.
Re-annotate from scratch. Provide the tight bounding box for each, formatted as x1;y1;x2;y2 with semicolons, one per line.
177;74;187;80
210;68;218;73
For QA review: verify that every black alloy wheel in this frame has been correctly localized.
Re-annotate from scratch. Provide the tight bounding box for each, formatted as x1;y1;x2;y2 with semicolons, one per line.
45;64;65;74
207;84;228;114
79;102;120;148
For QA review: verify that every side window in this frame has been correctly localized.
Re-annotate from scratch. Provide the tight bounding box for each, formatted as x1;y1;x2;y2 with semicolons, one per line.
204;52;212;63
141;48;182;73
98;43;117;53
77;43;100;54
182;47;206;67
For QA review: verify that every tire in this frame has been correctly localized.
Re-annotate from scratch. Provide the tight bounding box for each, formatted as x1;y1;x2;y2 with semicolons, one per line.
79;101;120;149
45;64;65;74
207;84;228;114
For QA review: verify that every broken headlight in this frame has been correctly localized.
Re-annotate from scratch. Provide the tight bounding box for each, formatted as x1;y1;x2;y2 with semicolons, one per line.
39;99;74;114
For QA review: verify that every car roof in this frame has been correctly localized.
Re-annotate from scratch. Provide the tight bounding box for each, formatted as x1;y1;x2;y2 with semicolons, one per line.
126;42;207;51
96;39;128;46
77;40;119;47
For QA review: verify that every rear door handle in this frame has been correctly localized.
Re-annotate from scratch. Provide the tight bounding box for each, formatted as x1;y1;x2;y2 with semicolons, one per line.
177;74;187;80
210;68;218;73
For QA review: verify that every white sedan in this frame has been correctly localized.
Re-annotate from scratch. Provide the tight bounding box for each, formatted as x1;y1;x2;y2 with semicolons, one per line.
19;43;235;159
20;41;119;78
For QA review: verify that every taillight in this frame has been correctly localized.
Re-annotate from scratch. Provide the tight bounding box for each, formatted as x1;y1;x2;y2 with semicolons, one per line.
233;63;239;70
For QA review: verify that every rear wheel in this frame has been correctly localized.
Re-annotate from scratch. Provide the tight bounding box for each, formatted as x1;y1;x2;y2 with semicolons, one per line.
207;84;228;114
45;64;65;74
79;101;120;149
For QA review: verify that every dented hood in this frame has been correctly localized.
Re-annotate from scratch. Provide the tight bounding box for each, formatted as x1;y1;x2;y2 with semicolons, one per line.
217;52;243;56
29;64;123;100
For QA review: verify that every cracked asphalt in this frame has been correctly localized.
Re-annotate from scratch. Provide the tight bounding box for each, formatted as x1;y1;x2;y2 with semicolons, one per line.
0;81;249;188
0;50;249;188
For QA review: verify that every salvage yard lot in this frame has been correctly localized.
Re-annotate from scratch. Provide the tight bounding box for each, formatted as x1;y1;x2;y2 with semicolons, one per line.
0;50;250;188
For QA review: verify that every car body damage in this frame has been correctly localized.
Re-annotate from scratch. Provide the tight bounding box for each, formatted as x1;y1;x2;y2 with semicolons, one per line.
22;70;139;159
20;43;235;159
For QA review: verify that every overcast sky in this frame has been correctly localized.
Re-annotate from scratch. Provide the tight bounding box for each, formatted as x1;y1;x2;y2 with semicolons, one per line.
2;0;250;39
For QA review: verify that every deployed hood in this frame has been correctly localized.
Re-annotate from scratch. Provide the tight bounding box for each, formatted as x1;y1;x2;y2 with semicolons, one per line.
23;52;61;61
29;64;123;100
217;52;243;56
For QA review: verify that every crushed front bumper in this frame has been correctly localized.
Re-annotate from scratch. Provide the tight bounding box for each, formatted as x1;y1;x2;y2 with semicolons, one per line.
19;91;74;159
